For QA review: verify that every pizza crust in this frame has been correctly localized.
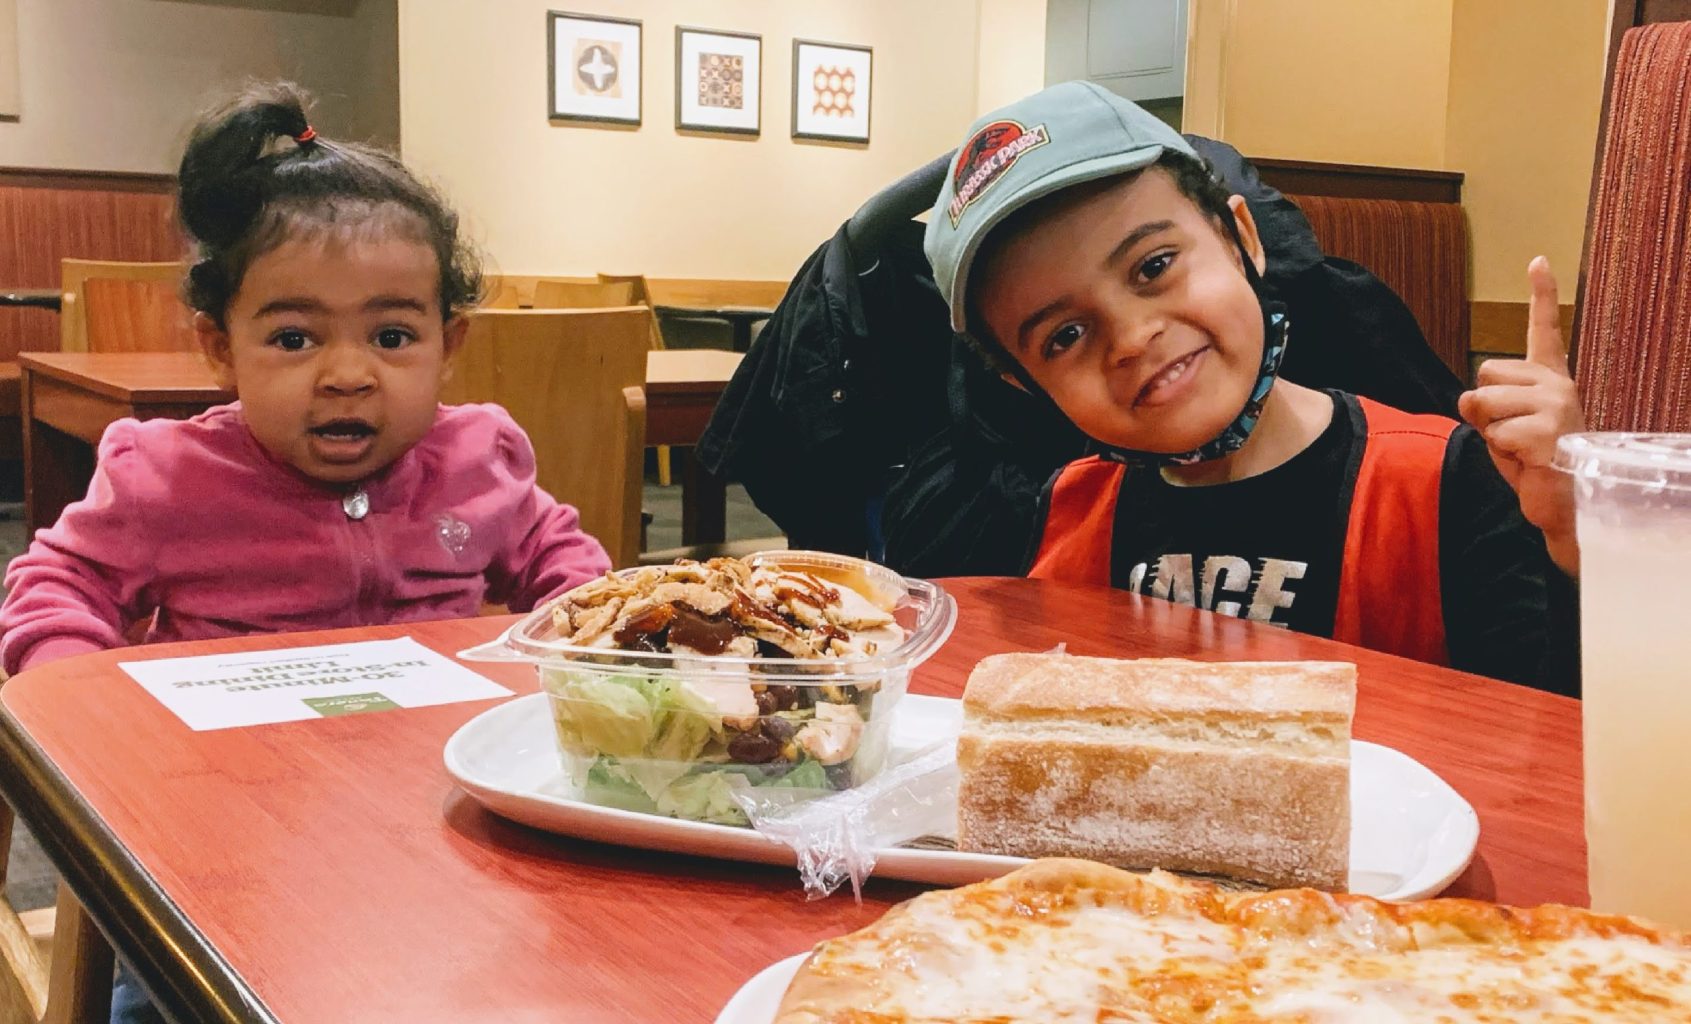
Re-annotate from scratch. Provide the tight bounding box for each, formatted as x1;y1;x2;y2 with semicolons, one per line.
774;859;1691;1023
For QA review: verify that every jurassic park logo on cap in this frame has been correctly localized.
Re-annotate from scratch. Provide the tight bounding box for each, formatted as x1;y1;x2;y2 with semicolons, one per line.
947;119;1050;227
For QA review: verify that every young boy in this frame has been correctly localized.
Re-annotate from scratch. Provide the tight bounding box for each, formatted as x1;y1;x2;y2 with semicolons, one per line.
925;82;1583;693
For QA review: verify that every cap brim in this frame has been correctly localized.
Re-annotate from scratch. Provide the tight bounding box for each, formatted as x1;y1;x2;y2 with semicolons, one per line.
948;143;1167;333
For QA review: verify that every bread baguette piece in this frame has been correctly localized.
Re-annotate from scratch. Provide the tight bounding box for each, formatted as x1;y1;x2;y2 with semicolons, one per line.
956;653;1355;890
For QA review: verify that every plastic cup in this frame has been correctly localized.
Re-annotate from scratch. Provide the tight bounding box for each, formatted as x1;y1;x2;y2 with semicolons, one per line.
1555;433;1691;925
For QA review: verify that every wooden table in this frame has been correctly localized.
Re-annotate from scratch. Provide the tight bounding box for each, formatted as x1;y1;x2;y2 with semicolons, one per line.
653;305;774;353
643;349;743;545
0;578;1584;1023
18;350;743;540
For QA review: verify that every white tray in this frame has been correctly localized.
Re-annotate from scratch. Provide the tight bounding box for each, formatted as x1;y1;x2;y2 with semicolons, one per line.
444;692;1477;899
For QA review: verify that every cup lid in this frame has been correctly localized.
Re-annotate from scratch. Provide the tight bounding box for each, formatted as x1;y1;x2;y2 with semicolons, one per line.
1553;432;1691;493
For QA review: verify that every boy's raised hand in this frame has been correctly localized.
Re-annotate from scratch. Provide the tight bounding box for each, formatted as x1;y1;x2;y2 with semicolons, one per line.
1458;257;1585;576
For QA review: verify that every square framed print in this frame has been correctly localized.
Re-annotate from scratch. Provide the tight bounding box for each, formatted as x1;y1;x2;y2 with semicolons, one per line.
791;39;872;143
548;10;642;126
675;27;761;135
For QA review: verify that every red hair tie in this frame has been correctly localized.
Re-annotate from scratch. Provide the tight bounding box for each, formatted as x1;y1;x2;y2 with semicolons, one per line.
294;125;317;144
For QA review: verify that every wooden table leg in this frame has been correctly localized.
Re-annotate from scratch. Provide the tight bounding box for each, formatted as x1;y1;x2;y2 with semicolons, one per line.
679;447;728;546
21;373;95;537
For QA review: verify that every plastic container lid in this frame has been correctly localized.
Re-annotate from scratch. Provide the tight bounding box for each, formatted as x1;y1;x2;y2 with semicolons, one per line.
459;550;958;685
1554;433;1691;494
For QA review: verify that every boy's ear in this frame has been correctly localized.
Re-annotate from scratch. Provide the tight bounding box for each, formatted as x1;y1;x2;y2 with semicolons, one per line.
439;315;470;381
1226;194;1269;278
193;312;237;390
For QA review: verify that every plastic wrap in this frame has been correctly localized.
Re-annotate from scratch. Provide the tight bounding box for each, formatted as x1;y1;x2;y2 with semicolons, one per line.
734;738;959;900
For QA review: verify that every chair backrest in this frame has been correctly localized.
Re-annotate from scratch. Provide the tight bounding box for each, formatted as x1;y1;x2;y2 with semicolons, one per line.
439;307;650;568
595;272;655;305
532;279;639;309
1287;195;1471;379
81;278;198;353
1572;17;1691;431
594;273;665;350
480;275;528;309
59;258;188;351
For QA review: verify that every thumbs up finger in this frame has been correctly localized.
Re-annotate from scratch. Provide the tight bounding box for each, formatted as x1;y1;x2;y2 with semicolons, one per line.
1524;256;1569;372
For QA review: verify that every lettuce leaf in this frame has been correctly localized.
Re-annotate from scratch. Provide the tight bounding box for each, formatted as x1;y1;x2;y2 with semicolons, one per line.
765;758;830;791
654;771;748;825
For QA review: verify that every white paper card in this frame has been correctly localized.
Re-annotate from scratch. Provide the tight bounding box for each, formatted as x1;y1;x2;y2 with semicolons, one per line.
120;637;513;731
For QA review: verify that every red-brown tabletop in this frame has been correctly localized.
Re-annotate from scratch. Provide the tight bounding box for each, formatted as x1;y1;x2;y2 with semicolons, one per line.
0;578;1584;1023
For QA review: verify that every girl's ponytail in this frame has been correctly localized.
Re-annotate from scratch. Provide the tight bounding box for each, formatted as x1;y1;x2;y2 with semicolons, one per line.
176;81;481;325
177;83;315;252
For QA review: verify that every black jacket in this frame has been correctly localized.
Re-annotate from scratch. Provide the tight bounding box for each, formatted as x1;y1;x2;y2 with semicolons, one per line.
699;138;1467;573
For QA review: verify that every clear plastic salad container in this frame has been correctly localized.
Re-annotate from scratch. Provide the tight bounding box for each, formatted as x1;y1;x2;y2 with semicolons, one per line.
459;551;957;825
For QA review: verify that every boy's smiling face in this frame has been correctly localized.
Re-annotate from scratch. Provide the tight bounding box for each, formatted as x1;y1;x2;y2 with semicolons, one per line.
974;167;1268;454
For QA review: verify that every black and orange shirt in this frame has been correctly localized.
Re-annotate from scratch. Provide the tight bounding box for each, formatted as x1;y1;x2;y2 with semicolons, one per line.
1027;391;1573;693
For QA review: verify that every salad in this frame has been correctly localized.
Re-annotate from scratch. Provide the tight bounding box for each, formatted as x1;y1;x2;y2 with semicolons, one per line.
540;557;908;824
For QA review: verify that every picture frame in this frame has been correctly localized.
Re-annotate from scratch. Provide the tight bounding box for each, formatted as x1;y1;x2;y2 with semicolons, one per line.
547;10;643;126
674;27;761;136
791;39;872;143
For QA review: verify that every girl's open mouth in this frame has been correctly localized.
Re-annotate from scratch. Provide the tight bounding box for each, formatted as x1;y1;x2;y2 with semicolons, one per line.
307;419;378;463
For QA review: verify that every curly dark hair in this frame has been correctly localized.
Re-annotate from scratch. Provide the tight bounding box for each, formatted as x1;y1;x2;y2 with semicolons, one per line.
963;149;1239;370
176;82;483;326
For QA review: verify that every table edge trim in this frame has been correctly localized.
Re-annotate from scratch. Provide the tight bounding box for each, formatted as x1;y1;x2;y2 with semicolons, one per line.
0;705;278;1024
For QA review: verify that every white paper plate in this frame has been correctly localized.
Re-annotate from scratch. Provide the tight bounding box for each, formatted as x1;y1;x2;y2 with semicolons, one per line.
445;692;1477;900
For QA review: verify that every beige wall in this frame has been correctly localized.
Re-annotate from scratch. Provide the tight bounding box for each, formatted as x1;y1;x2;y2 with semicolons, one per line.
0;0;398;174
1184;0;1608;305
1194;0;1456;168
398;0;984;281
975;0;1048;115
1444;0;1607;302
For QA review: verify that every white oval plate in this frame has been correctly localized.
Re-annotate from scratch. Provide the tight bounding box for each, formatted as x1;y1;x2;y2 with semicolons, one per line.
444;693;1477;898
713;954;805;1024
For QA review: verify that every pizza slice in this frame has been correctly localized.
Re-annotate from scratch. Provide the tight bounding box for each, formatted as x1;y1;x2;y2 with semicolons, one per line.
775;858;1691;1023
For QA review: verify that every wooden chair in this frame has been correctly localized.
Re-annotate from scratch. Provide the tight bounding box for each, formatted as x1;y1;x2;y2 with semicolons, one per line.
596;274;672;486
531;280;638;309
479;275;527;310
0;809;113;1024
440;308;649;568
80;279;196;354
58;259;188;353
1570;6;1691;431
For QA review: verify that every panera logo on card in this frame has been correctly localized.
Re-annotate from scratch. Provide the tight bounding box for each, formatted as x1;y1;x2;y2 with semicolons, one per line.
948;120;1050;226
304;692;400;717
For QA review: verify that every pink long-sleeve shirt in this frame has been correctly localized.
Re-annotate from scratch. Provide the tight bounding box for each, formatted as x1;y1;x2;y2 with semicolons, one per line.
0;402;610;675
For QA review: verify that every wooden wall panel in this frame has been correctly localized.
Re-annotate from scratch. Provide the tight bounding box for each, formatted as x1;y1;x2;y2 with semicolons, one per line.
0;170;182;360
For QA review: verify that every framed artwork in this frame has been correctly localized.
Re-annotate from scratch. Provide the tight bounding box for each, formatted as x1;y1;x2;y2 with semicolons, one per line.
547;10;642;126
675;27;761;135
791;39;872;143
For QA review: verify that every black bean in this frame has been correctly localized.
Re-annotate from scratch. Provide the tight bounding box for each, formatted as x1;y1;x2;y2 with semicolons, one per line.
727;730;781;764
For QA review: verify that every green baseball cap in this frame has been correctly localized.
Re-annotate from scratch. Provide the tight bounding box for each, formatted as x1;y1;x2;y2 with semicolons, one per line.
924;81;1199;333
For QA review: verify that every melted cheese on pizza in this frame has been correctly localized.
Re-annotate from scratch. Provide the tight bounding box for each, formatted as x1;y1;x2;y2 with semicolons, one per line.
776;860;1691;1023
